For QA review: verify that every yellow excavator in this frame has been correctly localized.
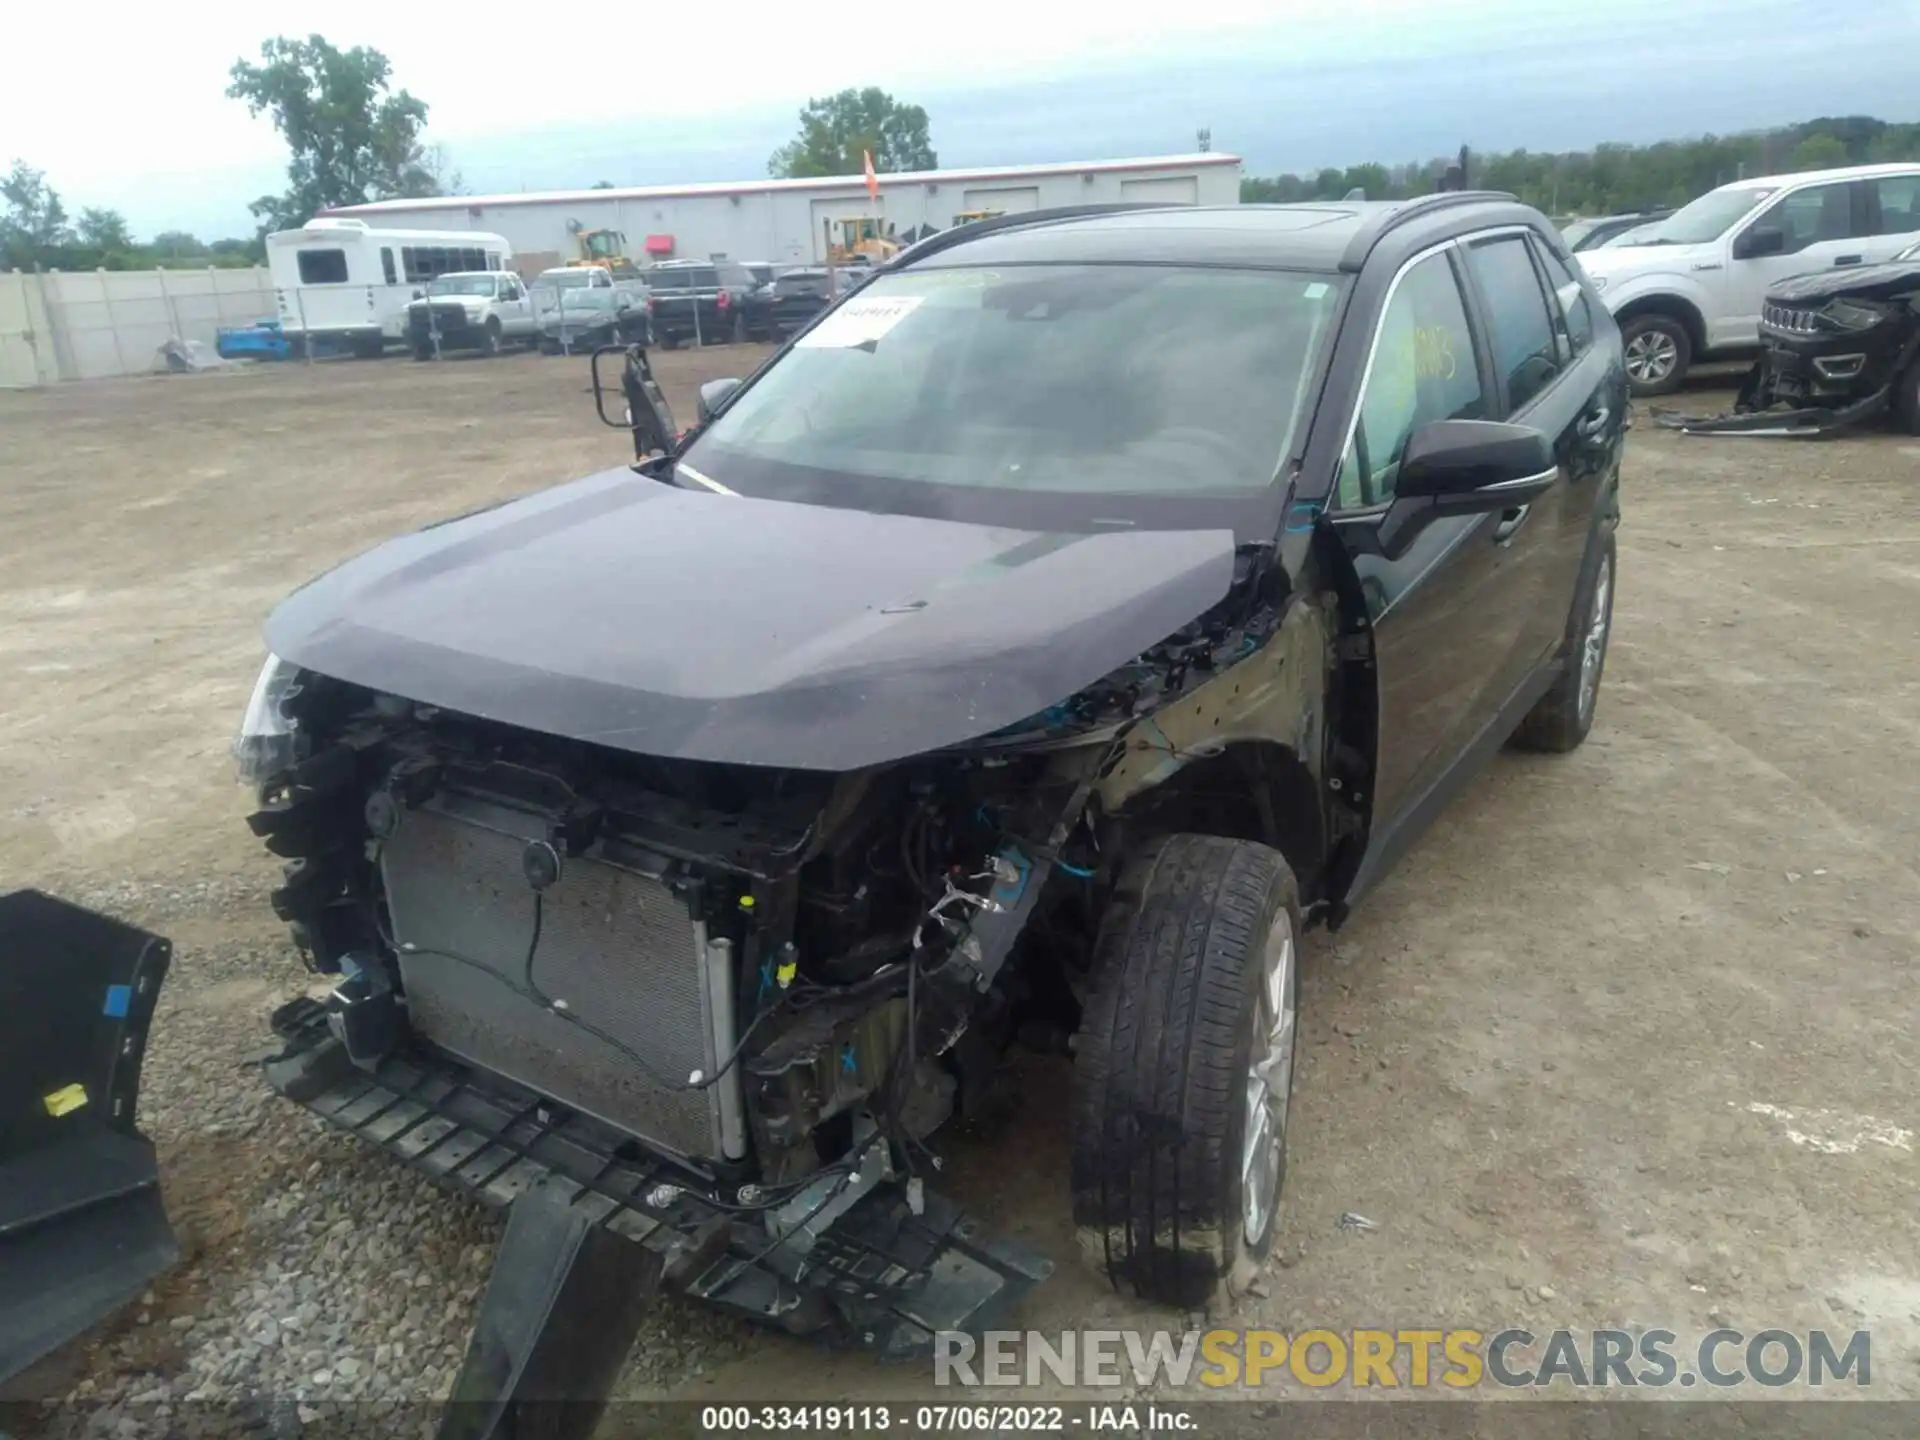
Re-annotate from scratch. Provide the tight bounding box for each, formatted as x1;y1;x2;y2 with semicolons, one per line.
822;216;900;266
566;227;641;280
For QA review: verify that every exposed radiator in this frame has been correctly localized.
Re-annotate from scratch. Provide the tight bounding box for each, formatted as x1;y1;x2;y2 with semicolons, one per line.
379;792;724;1162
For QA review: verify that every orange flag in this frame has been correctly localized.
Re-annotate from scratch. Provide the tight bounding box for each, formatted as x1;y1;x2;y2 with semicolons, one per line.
863;149;880;201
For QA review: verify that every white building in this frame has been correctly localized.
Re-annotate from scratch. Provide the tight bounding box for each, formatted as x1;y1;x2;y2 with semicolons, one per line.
325;153;1242;273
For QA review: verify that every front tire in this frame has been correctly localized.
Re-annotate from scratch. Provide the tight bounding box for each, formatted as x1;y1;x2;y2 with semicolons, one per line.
1511;532;1616;753
481;317;504;356
1621;314;1691;397
1072;834;1301;1310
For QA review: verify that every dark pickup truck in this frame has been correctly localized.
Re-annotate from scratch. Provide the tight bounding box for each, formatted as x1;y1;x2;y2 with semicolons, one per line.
644;261;759;346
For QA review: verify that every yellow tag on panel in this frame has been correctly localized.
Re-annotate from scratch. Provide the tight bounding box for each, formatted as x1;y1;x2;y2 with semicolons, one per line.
43;1083;89;1117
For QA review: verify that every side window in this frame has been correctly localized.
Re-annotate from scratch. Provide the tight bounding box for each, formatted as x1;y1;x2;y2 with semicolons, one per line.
296;248;348;284
1532;241;1594;358
1332;250;1485;510
380;247;397;285
1753;182;1857;253
1870;175;1920;237
1464;236;1563;412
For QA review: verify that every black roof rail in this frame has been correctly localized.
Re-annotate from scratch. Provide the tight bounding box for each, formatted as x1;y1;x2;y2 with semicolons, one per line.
1337;190;1520;272
882;203;1169;270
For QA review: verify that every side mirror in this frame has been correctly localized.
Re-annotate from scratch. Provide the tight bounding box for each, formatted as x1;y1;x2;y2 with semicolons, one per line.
1735;225;1786;259
697;377;742;424
412;288;424;300
1398;419;1555;505
1378;419;1556;556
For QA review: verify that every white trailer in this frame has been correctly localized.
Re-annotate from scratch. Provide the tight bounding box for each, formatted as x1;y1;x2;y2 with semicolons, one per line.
265;218;513;356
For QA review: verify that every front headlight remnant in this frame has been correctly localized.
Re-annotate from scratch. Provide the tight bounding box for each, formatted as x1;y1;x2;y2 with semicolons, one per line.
1821;298;1891;332
233;652;303;785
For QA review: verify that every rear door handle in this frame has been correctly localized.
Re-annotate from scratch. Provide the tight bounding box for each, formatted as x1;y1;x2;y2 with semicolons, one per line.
1834;254;1864;266
1576;405;1612;439
1493;504;1531;545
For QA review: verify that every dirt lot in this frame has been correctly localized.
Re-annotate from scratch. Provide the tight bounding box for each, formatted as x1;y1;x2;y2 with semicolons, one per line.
1;350;1916;1422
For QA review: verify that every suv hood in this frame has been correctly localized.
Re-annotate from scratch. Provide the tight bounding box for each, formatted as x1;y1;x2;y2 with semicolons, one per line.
264;469;1236;770
1766;260;1920;305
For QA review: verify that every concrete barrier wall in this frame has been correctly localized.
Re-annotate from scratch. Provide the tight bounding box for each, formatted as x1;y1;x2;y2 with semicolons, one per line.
0;267;276;383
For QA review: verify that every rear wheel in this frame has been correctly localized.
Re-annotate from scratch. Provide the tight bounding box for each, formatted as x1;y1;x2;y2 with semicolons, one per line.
1511;532;1616;753
411;342;434;362
1072;834;1300;1309
1621;314;1691;397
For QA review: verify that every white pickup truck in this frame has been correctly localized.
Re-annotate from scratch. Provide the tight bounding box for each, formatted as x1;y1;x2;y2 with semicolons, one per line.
404;271;539;358
1577;161;1920;394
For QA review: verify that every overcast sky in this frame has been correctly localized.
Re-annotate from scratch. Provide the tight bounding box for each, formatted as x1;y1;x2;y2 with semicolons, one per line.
6;0;1914;238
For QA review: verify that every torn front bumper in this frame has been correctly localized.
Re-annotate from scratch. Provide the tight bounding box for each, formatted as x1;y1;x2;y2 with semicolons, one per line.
261;997;1051;1358
0;892;178;1384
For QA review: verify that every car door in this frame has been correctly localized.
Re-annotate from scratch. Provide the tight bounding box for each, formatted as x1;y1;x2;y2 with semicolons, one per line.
1718;180;1870;345
1456;231;1617;680
1865;172;1920;256
494;276;527;333
1326;244;1530;848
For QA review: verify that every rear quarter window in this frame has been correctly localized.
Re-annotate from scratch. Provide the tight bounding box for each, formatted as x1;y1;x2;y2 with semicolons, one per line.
1463;236;1564;411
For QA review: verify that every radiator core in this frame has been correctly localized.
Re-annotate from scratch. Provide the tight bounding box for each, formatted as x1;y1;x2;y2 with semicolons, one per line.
379;793;722;1161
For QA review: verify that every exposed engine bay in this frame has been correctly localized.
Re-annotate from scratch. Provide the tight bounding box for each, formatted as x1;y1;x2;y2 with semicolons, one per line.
244;553;1303;1349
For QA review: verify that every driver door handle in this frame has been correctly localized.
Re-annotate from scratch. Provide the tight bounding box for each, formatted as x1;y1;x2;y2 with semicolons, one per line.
1834;254;1864;266
1493;504;1531;546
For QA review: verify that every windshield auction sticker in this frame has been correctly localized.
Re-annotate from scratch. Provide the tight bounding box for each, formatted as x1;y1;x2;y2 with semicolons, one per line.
797;295;925;349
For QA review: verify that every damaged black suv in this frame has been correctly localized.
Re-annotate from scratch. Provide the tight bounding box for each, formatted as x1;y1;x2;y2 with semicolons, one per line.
237;197;1624;1361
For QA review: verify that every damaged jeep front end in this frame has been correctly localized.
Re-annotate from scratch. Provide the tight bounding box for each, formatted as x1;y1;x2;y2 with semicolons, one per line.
1655;258;1920;437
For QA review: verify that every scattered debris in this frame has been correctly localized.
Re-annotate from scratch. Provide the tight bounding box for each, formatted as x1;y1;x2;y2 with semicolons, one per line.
1738;1102;1914;1155
153;337;230;374
1687;861;1732;876
1337;1212;1380;1233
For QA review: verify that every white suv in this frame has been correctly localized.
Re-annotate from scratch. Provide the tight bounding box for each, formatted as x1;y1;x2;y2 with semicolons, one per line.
1577;163;1920;394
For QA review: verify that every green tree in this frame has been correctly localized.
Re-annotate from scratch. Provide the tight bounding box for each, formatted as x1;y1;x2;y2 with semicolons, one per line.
227;35;436;232
1239;116;1920;217
77;207;133;253
1788;133;1849;171
591;179;616;190
152;230;209;259
768;88;936;178
1;160;72;266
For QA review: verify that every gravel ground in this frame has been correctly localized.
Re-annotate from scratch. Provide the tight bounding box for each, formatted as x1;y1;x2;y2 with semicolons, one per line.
2;353;1916;1431
0;350;765;1439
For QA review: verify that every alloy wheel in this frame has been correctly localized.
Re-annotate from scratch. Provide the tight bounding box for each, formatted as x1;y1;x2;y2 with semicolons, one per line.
1625;330;1678;387
1242;916;1297;1246
1579;552;1613;723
